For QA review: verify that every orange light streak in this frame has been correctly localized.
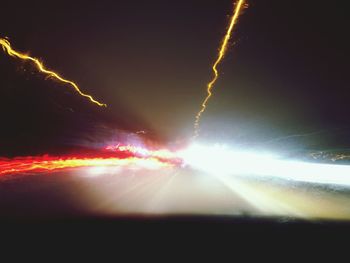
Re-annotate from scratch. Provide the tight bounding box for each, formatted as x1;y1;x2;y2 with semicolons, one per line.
0;155;171;177
0;38;106;107
194;0;246;137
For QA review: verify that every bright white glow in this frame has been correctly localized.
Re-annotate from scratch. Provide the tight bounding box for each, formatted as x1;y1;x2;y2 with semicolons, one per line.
179;143;350;186
88;166;109;177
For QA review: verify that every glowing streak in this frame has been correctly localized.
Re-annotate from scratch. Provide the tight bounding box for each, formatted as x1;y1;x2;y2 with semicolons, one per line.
194;0;246;137
0;145;181;177
310;151;350;162
180;143;350;186
0;38;106;107
105;144;181;161
0;155;171;177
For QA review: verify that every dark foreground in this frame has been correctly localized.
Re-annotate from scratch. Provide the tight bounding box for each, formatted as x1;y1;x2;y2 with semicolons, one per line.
1;216;350;259
1;168;350;255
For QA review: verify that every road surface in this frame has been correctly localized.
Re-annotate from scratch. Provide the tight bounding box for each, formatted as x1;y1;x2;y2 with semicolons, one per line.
1;166;350;221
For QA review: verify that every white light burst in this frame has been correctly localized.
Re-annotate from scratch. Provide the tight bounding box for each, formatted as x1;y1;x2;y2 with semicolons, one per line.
179;143;350;186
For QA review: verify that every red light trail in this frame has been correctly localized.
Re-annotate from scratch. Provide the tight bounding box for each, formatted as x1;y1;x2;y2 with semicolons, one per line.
0;146;181;177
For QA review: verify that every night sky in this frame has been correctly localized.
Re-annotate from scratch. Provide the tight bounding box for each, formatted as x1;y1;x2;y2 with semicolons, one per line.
0;0;349;155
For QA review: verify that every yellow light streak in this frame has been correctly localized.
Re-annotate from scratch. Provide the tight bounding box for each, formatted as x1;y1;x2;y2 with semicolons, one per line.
194;0;246;137
0;38;106;107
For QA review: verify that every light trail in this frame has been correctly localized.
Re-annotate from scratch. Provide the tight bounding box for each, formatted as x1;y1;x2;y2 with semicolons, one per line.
194;0;246;137
0;38;106;107
2;140;350;189
180;143;350;186
0;145;180;177
105;144;181;162
0;156;169;177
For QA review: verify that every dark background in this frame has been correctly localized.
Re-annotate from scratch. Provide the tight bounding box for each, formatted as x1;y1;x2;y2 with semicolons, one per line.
0;0;349;155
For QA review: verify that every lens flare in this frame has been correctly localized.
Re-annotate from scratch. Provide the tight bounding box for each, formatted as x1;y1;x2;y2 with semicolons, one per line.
0;37;106;107
194;0;247;137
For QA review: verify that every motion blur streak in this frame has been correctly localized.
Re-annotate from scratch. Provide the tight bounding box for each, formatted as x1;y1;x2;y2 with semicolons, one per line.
215;175;306;217
194;0;246;137
0;38;106;107
180;144;350;186
105;144;181;162
0;144;182;177
0;156;170;177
